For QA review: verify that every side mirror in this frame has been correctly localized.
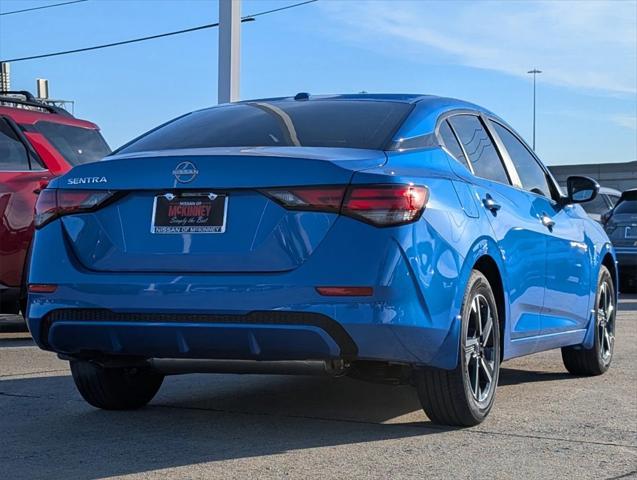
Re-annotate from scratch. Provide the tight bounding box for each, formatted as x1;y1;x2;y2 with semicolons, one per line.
565;176;600;204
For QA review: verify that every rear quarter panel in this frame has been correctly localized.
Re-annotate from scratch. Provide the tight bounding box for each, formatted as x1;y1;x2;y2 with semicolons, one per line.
351;148;503;367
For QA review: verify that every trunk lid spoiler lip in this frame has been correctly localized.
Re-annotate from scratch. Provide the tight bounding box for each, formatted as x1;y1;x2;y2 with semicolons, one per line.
102;146;388;163
48;147;388;190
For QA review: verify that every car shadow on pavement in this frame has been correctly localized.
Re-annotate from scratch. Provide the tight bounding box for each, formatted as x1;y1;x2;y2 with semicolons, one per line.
1;373;454;480
498;367;573;386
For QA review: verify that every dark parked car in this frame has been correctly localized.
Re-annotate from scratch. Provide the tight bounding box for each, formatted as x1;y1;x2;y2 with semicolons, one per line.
603;189;637;292
580;186;621;223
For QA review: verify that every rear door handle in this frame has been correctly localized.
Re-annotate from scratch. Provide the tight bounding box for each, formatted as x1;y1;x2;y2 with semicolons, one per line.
540;213;555;230
482;195;501;213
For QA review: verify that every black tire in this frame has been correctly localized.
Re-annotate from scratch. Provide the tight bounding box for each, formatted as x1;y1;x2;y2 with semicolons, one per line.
415;270;501;427
561;266;615;376
70;360;164;410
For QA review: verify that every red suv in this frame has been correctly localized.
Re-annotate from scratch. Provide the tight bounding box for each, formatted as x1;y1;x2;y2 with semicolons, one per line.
0;91;111;315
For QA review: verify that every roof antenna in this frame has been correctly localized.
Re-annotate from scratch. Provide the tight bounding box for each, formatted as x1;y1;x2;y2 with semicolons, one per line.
294;92;310;101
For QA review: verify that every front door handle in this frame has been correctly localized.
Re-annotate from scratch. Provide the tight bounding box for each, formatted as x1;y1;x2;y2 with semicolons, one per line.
482;195;501;213
540;213;555;230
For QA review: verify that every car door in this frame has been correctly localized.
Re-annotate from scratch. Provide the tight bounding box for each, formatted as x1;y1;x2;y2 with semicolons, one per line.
489;120;592;335
446;114;548;355
0;117;51;291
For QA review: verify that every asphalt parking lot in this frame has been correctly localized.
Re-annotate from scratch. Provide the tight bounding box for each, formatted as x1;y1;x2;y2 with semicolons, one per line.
1;296;636;480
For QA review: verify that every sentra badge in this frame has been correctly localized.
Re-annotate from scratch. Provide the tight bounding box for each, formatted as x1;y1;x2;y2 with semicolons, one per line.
67;176;108;185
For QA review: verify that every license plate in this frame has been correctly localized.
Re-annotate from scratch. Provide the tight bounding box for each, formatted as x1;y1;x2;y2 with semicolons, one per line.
151;193;227;234
626;226;637;239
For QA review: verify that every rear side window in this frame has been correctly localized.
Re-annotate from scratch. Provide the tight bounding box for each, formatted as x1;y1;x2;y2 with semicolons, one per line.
448;115;510;185
35;122;111;166
615;200;637;214
118;100;412;153
0;119;29;171
438;120;470;170
492;122;552;198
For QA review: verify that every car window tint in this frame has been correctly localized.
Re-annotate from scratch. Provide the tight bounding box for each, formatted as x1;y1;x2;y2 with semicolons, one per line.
448;115;510;184
492;122;552;198
438;120;470;169
615;200;637;214
582;194;611;215
118;101;412;153
35;122;111;166
608;195;620;207
0;119;29;171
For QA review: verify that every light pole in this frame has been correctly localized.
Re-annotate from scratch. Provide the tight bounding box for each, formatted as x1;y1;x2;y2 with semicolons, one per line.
218;0;241;104
527;69;542;151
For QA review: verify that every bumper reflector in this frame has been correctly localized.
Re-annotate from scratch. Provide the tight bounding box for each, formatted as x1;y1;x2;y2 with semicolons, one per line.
316;286;373;296
28;284;58;293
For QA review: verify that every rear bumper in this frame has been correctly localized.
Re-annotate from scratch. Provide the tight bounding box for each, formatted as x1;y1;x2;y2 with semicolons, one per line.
27;214;466;369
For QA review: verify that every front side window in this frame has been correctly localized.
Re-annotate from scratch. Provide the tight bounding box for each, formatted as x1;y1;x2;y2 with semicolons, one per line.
118;100;412;153
438;120;470;170
448;115;510;185
0;119;29;171
492;122;552;198
35;122;111;166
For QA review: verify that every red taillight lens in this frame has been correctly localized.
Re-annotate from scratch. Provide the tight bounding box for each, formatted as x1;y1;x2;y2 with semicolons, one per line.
28;284;58;293
34;189;117;228
263;184;428;227
343;185;428;226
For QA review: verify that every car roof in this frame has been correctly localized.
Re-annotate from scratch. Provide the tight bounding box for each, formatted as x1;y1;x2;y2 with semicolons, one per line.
619;189;637;202
0;104;98;129
599;186;622;196
233;93;487;110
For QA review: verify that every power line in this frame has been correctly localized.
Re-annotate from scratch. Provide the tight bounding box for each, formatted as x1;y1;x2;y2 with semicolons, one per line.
0;0;318;63
0;0;88;16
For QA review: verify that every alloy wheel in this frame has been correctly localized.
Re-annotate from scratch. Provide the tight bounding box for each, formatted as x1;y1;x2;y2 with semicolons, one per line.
464;294;497;403
598;280;615;362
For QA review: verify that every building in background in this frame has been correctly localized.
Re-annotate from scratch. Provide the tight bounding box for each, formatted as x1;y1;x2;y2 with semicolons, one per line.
549;161;637;193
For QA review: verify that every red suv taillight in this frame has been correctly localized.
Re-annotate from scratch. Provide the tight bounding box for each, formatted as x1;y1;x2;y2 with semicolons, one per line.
34;189;118;228
262;184;428;227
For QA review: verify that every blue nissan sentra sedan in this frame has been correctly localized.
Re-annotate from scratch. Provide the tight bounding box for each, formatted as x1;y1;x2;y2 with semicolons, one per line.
27;94;617;426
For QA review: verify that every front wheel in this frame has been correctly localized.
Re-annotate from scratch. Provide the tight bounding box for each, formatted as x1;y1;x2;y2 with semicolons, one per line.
415;270;501;426
561;265;615;376
70;360;164;410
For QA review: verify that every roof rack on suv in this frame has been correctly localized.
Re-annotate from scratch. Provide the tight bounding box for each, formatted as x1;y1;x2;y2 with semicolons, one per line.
0;90;73;117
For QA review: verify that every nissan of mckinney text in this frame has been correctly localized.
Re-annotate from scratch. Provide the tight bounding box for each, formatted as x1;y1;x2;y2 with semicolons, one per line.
26;94;617;426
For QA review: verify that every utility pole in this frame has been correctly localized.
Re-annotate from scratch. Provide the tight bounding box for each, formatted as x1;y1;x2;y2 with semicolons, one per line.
218;0;241;104
527;68;542;151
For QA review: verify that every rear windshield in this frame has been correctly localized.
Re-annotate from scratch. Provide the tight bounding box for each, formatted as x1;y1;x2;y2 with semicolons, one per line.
614;200;637;214
35;121;111;166
117;100;411;153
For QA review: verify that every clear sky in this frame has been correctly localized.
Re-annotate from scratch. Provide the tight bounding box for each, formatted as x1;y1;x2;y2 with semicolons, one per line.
1;0;635;166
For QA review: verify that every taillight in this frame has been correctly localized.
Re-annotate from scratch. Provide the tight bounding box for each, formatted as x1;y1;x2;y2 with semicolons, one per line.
35;189;117;228
343;185;428;226
263;184;428;227
265;187;346;212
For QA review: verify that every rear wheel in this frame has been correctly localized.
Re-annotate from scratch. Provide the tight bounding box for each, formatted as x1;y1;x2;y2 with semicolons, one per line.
561;266;615;376
70;360;164;410
415;270;500;426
